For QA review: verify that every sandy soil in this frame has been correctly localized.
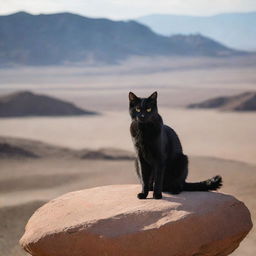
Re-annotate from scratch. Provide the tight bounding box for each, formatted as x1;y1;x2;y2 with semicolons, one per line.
0;109;255;165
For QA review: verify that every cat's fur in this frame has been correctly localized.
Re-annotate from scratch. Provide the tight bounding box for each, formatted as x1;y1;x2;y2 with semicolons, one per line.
129;91;222;199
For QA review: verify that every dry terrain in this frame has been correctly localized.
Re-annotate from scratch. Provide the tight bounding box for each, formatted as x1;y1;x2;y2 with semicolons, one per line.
0;109;255;165
0;56;255;255
1;56;256;111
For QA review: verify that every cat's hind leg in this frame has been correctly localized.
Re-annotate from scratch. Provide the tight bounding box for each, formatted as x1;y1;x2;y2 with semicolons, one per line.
164;154;188;194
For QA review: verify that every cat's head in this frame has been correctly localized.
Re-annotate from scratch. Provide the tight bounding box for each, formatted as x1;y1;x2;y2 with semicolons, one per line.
129;91;158;122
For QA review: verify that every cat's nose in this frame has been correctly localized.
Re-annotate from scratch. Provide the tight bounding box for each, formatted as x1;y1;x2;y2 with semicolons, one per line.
141;114;145;118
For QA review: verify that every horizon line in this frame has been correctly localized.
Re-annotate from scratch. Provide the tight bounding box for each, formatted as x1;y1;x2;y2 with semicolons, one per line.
1;9;256;21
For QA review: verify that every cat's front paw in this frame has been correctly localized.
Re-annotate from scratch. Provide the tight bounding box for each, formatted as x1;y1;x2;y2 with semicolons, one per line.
137;192;148;199
153;192;162;199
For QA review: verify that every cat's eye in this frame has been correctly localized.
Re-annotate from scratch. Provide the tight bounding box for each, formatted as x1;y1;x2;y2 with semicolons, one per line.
135;107;141;112
146;108;152;112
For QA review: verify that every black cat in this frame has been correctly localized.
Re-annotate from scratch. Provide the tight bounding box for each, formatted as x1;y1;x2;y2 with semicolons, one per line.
129;91;222;199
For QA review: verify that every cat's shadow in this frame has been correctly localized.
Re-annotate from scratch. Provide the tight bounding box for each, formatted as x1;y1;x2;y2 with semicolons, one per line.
142;191;227;213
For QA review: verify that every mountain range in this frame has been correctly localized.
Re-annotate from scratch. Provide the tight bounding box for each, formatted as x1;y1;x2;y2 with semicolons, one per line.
0;12;243;66
136;12;256;50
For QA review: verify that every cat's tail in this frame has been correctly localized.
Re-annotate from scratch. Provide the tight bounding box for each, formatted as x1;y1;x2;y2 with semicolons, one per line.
183;175;222;191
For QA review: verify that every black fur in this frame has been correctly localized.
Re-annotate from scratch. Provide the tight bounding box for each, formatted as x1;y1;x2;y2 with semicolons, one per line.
129;91;222;199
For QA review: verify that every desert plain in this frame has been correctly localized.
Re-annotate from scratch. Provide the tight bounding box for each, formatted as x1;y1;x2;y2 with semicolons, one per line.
0;56;255;255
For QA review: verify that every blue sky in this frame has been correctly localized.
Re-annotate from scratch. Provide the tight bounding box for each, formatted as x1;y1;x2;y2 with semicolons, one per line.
0;0;255;19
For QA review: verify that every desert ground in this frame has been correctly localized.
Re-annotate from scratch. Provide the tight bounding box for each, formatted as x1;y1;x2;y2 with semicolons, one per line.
0;56;255;255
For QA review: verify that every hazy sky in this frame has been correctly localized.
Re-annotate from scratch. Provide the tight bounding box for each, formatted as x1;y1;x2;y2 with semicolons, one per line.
0;0;255;20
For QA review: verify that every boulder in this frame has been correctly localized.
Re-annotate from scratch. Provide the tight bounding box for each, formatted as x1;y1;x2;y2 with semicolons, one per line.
20;185;252;256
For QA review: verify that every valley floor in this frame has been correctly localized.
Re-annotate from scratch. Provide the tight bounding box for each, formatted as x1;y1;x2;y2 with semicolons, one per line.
0;109;255;165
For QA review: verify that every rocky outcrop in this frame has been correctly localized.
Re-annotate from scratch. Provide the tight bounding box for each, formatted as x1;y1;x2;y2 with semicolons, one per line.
20;184;252;256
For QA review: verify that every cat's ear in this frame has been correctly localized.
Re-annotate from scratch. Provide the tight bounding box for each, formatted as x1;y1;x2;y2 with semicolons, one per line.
129;92;138;102
148;91;158;101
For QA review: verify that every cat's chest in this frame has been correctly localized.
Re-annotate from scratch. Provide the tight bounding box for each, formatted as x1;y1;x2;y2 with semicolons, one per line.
130;121;160;155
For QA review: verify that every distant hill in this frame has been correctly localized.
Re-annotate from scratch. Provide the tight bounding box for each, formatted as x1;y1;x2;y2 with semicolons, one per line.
187;92;256;111
0;12;243;66
137;12;256;50
0;91;97;117
0;136;134;160
0;142;39;158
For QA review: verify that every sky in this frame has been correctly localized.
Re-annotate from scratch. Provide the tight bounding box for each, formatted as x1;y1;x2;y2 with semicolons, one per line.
0;0;256;20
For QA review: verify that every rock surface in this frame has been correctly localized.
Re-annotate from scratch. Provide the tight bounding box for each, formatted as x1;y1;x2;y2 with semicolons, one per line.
20;185;252;256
